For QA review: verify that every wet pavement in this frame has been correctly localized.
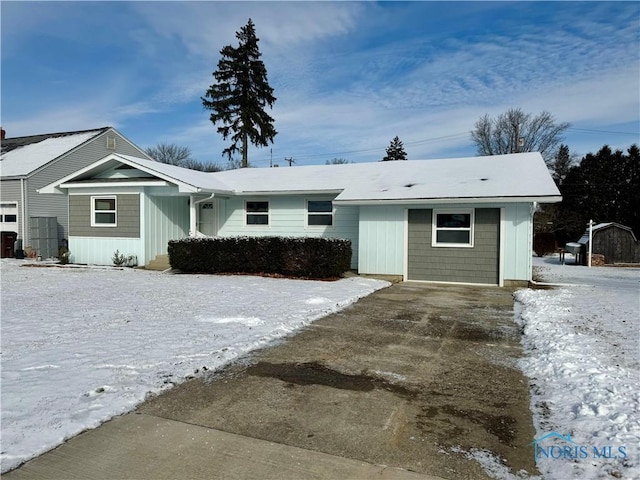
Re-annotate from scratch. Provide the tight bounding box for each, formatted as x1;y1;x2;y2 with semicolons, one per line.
6;281;538;479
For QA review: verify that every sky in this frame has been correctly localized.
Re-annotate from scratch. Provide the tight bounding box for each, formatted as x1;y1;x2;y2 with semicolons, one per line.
1;1;639;168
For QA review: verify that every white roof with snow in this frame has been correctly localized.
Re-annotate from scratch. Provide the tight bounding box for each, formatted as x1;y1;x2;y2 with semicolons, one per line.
43;151;562;203
0;130;104;178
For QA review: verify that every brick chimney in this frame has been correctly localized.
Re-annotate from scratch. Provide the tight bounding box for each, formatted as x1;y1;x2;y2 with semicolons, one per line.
0;127;5;141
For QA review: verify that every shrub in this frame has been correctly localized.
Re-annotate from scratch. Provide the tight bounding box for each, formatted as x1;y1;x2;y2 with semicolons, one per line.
168;236;352;279
112;249;127;267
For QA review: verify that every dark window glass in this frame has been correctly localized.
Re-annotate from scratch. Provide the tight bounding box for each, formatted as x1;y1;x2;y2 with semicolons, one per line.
308;201;332;213
246;214;269;225
308;215;333;226
4;215;17;222
95;213;116;224
95;198;116;211
436;213;470;228
246;202;269;213
436;230;470;244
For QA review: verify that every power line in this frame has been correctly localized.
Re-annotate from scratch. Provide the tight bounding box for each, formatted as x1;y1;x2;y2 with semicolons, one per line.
567;127;639;136
268;131;471;163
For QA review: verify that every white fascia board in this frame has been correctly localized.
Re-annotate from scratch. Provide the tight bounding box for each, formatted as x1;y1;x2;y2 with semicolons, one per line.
229;189;344;197
333;196;562;206
61;180;169;189
1;175;27;181
38;155;122;194
38;153;201;194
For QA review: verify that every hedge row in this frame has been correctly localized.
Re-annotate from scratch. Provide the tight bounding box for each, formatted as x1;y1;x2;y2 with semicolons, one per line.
168;236;352;279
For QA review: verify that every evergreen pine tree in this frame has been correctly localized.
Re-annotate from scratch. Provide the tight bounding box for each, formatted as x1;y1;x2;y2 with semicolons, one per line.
202;19;277;168
382;136;407;161
551;144;573;186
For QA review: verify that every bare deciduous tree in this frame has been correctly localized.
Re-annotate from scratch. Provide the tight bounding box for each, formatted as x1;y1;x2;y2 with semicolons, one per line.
471;108;569;164
145;143;222;172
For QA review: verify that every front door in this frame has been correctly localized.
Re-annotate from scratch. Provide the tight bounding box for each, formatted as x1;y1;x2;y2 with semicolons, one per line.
198;202;217;236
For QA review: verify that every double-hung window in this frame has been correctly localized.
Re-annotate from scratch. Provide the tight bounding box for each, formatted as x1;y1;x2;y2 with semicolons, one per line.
246;201;269;225
92;196;117;227
432;209;474;247
307;200;333;226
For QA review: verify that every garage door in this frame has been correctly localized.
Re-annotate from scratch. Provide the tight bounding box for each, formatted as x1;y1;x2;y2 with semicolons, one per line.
407;208;500;284
0;202;18;232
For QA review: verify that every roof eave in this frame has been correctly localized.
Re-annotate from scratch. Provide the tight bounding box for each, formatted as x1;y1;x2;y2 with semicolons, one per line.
229;189;344;197
60;180;170;189
333;195;563;206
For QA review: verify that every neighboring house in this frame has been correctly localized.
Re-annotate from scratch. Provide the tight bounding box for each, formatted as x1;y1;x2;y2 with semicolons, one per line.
40;151;561;286
0;127;151;255
576;222;640;264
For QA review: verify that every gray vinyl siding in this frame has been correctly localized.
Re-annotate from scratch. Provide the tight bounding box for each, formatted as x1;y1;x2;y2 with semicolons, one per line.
26;131;148;245
69;194;140;238
407;208;500;284
0;179;23;237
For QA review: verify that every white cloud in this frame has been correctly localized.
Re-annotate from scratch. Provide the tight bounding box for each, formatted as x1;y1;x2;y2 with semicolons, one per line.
131;2;362;60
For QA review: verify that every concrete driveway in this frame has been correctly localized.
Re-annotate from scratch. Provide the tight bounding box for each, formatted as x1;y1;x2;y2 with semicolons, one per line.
6;282;538;480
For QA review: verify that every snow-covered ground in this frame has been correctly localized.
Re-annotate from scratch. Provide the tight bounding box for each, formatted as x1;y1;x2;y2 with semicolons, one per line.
0;259;389;473
514;256;639;480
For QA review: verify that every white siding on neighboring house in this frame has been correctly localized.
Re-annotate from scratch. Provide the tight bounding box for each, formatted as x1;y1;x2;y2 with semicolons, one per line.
217;194;360;268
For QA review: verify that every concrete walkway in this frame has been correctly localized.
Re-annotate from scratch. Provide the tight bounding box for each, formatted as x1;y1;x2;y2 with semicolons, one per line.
5;282;537;480
6;413;436;480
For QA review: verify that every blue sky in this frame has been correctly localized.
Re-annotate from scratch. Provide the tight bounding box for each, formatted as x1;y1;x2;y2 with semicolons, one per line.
2;1;639;168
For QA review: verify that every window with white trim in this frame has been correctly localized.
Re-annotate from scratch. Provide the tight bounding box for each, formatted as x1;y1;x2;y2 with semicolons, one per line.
246;201;269;225
307;200;333;226
91;196;117;227
432;209;474;247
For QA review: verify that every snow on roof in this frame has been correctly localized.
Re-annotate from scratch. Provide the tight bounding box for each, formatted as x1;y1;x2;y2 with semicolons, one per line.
205;152;561;202
1;129;105;177
52;151;561;203
114;155;234;192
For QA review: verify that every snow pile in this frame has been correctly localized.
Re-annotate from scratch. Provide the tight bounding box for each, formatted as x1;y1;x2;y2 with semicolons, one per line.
0;260;389;473
514;257;640;479
449;446;541;480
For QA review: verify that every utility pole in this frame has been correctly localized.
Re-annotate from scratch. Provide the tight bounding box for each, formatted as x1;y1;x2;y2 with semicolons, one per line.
285;157;295;167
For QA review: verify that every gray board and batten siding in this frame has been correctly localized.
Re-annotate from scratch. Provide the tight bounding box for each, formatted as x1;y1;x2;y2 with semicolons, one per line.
407;208;500;285
24;130;148;246
69;194;140;238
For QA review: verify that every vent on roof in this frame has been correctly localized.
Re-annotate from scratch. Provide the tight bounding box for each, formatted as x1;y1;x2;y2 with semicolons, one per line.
106;136;116;150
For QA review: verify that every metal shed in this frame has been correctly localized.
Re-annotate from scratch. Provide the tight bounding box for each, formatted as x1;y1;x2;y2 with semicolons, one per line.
577;222;640;265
